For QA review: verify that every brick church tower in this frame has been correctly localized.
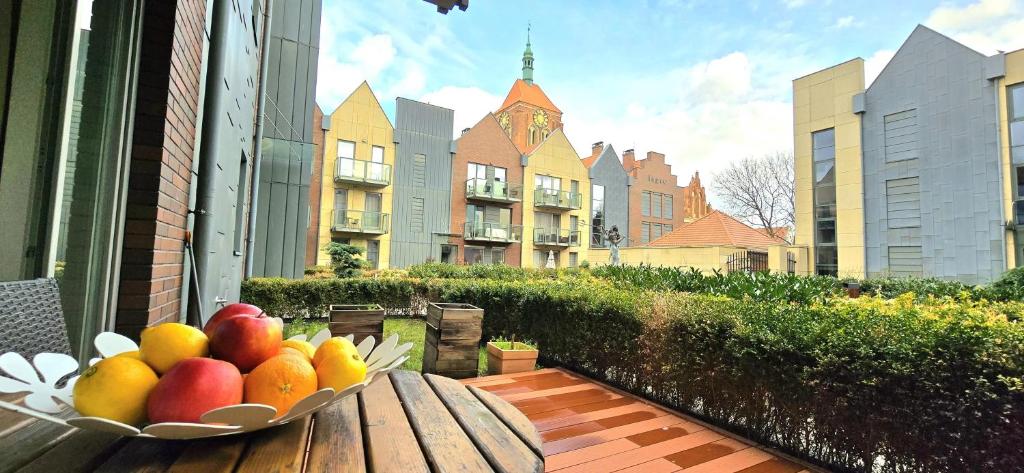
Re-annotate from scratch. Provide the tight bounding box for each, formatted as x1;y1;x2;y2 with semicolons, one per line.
495;27;563;153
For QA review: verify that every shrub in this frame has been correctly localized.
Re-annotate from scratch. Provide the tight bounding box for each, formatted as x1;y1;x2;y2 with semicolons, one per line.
325;242;367;278
988;267;1024;302
240;277;415;318
857;276;982;300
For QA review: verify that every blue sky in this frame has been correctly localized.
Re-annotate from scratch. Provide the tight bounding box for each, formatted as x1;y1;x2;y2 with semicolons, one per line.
317;0;1023;204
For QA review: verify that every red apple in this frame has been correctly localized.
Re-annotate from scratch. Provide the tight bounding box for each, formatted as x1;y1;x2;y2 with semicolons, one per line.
203;303;264;338
147;358;243;424
210;313;282;373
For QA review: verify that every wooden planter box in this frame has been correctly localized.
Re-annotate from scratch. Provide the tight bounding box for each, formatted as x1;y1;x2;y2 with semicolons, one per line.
328;304;385;345
486;342;538;375
423;303;482;379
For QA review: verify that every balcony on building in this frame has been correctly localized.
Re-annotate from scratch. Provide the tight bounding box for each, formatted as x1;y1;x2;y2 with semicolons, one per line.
463;222;523;244
465;178;522;204
533;228;581;247
334;157;391;187
332;209;390;235
533;188;582;210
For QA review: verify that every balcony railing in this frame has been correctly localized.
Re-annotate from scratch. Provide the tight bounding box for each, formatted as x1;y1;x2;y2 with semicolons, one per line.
533;228;581;247
334;158;391;187
332;209;389;234
463;222;523;243
465;178;522;203
533;188;582;210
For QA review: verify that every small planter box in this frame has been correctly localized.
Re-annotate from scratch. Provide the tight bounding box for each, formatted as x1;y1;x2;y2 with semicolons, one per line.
423;303;482;379
486;342;538;375
329;304;385;345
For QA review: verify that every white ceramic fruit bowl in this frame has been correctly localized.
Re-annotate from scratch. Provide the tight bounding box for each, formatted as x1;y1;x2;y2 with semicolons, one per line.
0;327;412;439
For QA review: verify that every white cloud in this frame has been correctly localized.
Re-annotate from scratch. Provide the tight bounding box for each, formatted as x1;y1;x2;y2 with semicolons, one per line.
925;0;1024;54
864;49;895;86
830;16;858;30
419;86;502;137
317;34;397;110
782;0;809;8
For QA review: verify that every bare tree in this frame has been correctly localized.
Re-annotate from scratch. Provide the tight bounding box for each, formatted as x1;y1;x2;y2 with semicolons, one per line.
712;151;794;242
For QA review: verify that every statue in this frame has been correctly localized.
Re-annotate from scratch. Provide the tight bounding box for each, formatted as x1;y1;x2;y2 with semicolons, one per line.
545;250;556;269
605;225;623;266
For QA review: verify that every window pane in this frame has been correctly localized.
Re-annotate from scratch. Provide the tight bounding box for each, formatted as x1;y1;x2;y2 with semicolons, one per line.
813;129;834;150
1011;85;1024;119
371;146;384;163
493;167;506;182
815;185;836;205
816;204;836;220
1011;121;1024;146
816;220;836;244
593;185;604;200
338;140;354;159
1013;146;1024;165
1017;167;1024;198
815;161;835;185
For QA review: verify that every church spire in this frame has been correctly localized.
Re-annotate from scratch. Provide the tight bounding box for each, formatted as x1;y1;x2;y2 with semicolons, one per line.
522;23;534;85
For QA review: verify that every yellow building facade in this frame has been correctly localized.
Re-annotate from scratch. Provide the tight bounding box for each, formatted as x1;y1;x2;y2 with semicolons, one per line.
317;82;394;269
998;49;1024;268
521;129;590;268
793;59;866;278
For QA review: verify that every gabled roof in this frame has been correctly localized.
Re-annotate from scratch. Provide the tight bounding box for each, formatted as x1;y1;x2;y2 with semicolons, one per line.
499;79;561;113
328;81;393;129
582;144;624;173
648;211;786;249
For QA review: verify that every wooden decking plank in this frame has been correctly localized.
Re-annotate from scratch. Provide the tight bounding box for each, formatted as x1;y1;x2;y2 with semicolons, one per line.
678;447;774;473
501;381;595;402
93;437;189;473
544;438;637;471
543;417;695;456
426;374;542;473
360;375;430;473
527;397;635;422
234;417;311;473
469;385;544;458
389;370;493;472
16;430;125;473
734;457;806;473
614;458;686;473
167;435;249;473
307;395;366;472
541;409;666;442
479;372;587;394
514;388;621;415
662;438;747;470
534;402;667;432
553;429;724;473
462;368;560;385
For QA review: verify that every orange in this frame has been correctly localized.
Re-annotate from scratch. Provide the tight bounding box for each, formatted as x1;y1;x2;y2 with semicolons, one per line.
139;323;209;374
316;351;367;393
312;337;358;368
114;350;142;361
280;339;316;362
244;354;318;416
73;357;159;425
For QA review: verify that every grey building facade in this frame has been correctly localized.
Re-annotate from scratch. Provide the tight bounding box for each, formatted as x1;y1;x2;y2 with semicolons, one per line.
586;143;630;247
389;98;456;268
251;0;322;279
859;26;1005;283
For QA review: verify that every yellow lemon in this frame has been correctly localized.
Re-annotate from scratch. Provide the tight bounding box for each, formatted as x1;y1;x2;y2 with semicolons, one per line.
312;337;358;368
139;323;209;374
114;350;142;361
280;339;316;362
73;357;159;425
316;351;367;393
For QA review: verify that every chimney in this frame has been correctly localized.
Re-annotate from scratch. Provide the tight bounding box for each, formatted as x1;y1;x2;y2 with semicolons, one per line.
623;149;635;170
461;127;471;135
647;151;665;162
591;141;604;156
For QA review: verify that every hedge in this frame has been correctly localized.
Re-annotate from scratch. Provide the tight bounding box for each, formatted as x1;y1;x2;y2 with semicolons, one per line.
242;276;1024;472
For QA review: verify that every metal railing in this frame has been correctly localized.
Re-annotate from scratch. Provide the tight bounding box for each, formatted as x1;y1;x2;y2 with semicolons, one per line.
332;209;389;234
533;188;582;210
463;222;523;243
533;228;581;247
334;157;391;186
465;178;522;202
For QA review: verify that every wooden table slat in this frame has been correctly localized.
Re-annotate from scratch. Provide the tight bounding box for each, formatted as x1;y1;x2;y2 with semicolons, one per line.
307;395;366;472
93;437;189;473
234;416;312;473
0;408;79;473
425;374;543;473
389;370;494;473
167;434;250;473
469;385;544;457
15;429;124;473
359;374;430;473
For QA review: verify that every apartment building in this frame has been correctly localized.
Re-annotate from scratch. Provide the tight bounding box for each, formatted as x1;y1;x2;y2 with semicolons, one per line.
582;142;630;247
317;82;394;269
624;151;687;245
521;130;590;268
794;25;1024;282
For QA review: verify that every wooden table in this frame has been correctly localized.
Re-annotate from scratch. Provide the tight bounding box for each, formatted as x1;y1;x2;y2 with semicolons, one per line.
0;370;544;473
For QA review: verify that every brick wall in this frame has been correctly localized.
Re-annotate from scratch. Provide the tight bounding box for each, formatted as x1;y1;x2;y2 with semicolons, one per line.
116;0;206;338
305;104;324;268
628;151;688;245
450;114;524;266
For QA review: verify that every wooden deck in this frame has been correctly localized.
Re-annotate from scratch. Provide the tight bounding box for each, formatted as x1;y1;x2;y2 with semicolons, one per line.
463;368;819;473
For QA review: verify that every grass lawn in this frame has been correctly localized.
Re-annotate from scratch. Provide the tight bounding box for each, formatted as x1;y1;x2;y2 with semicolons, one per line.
284;318;488;375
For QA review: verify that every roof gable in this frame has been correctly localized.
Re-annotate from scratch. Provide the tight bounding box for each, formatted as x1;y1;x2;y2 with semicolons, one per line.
648;211;785;248
499;79;561;113
456;113;520;155
329;81;393;129
870;24;986;90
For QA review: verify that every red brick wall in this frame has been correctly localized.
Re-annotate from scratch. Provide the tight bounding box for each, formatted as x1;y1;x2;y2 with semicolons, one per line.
305;104;324;268
116;0;206;338
450;114;524;266
628;151;688;245
499;102;562;153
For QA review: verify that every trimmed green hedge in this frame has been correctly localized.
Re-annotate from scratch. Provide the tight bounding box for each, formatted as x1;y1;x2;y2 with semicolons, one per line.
242;276;1024;472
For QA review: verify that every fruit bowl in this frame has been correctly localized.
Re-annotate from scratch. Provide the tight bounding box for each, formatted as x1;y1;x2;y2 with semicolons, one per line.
0;327;412;439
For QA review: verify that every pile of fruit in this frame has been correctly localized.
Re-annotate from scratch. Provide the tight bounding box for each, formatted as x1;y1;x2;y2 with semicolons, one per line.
72;303;366;426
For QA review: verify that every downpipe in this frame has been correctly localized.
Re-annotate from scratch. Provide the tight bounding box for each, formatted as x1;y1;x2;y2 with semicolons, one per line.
243;0;274;278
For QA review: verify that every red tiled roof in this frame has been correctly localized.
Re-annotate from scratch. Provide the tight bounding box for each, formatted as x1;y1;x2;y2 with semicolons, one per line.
499;79;561;113
648;210;786;248
756;227;789;241
581;150;600;168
